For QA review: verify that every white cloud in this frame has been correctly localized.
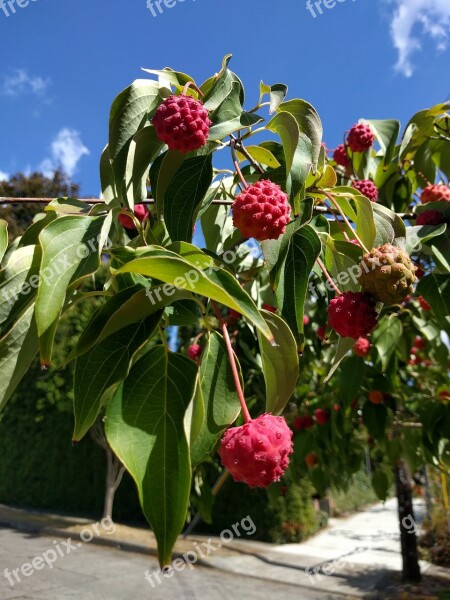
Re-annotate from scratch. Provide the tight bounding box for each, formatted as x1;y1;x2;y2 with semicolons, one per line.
388;0;450;77
0;68;51;98
0;170;8;182
40;129;89;177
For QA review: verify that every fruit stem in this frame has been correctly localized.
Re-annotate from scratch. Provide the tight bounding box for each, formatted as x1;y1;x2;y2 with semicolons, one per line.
231;134;265;174
321;190;370;254
230;137;248;189
316;257;342;295
182;81;204;97
211;301;252;423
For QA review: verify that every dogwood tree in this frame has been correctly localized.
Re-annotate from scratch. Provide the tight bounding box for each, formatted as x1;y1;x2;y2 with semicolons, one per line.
0;57;449;581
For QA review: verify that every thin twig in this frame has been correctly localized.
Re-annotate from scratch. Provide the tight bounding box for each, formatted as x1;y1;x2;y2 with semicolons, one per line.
211;300;251;423
320;190;370;253
316;257;342;295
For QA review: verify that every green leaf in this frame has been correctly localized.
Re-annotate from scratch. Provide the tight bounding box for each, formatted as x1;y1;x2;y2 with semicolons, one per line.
267;111;313;213
372;469;390;501
363;401;388;441
0;220;8;263
35;215;106;365
150;150;185;219
261;209;314;292
366;119;400;164
114;248;273;341
268;84;288;114
109;79;162;196
0;245;41;337
275;225;321;345
324;337;356;383
372;315;403;371
202;55;241;111
236;145;281;169
105;346;197;567
141;68;193;89
404;224;447;254
257;311;299;415
190;332;241;466
125;126;164;207
164;155;213;242
73;314;162;442
323;234;360;293
100;145;119;209
69;284;192;361
372;203;406;246
277;99;323;167
417;274;450;334
338;356;365;403
0;304;39;411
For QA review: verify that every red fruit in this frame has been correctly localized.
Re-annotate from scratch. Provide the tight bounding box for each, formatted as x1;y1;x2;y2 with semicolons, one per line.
305;452;319;468
423;360;432;367
293;415;314;431
229;309;241;321
439;390;450;401
327;292;378;340
347;123;375;153
187;344;202;360
303;315;310;325
218;414;293;488
152;94;211;153
232;180;291;241
354;337;371;357
333;403;340;412
420;184;450;204
352;179;378;202
415;267;425;279
314;408;330;425
316;325;327;341
414;336;425;349
416;210;446;226
118;203;149;230
333;144;351;168
418;296;431;311
410;347;419;356
262;303;277;313
368;390;384;405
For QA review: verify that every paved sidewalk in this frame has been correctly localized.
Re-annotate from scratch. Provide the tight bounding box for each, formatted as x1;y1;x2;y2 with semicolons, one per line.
0;500;448;598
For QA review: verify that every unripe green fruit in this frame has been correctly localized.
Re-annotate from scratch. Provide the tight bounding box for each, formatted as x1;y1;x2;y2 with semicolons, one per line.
358;244;417;305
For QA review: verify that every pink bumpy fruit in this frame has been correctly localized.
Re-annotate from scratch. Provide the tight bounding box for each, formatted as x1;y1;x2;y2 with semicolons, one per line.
232;180;291;241
333;144;351;168
314;409;330;425
354;337;371;357
420;184;450;204
218;413;293;488
347;123;375;153
118;203;149;230
293;415;314;431
187;344;202;360
352;179;378;202
328;292;378;339
416;210;446;226
152;94;211;153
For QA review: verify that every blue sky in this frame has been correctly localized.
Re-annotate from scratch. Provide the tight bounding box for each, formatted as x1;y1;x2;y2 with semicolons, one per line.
0;0;449;195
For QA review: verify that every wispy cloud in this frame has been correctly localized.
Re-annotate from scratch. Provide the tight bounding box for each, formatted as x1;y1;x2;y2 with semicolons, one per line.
0;68;51;98
40;129;89;177
388;0;450;77
0;170;9;182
